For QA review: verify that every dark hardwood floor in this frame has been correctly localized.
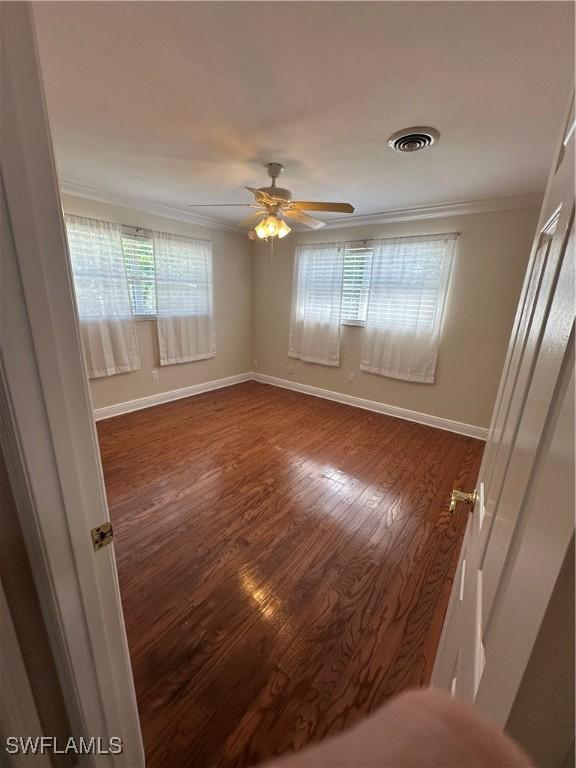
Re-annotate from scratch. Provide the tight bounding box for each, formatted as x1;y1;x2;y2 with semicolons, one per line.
97;381;483;768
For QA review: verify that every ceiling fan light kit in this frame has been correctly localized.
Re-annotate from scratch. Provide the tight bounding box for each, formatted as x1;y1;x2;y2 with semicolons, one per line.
254;214;291;240
189;161;355;242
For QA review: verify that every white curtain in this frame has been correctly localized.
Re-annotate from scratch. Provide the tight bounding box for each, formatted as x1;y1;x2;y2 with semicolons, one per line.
289;243;344;366
153;232;215;365
361;234;457;383
65;214;140;378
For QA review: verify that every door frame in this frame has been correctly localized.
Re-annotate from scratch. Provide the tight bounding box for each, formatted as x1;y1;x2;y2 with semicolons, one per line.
1;4;144;765
0;579;48;767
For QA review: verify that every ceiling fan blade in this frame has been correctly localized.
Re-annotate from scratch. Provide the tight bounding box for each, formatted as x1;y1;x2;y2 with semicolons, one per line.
239;210;266;228
187;203;255;208
284;209;326;230
291;201;354;213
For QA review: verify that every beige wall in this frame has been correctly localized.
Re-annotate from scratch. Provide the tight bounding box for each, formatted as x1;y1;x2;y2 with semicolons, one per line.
62;194;253;409
252;208;538;428
64;195;537;427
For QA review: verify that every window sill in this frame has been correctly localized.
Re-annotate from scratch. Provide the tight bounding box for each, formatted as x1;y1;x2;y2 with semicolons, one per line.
341;320;366;328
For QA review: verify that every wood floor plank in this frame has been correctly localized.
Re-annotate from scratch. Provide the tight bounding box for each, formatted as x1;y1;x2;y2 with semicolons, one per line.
97;381;483;768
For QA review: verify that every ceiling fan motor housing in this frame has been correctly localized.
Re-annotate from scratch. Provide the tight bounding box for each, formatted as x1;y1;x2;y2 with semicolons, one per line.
259;186;292;202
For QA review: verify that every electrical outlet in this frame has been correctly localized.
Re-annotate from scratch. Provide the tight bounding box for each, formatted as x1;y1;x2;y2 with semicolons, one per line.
347;372;355;383
253;359;259;370
151;369;159;382
287;363;294;374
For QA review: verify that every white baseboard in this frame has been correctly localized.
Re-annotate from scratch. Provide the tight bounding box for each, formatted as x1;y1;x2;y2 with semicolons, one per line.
93;372;253;421
93;369;488;440
253;373;488;440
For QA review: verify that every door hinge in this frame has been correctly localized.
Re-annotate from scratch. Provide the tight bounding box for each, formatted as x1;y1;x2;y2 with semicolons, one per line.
91;522;113;551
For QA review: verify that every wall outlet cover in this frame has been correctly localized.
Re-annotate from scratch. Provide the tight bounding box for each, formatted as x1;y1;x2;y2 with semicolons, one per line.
152;370;159;382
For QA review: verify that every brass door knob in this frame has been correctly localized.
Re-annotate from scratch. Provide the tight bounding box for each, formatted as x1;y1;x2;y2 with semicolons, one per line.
449;489;478;514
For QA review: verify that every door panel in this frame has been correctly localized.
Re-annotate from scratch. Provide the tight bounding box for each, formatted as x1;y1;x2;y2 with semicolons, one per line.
481;179;571;574
432;97;575;720
483;218;574;625
480;220;556;510
477;345;574;724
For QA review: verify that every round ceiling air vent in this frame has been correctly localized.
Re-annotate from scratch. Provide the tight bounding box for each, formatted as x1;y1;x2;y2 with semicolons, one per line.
387;127;440;152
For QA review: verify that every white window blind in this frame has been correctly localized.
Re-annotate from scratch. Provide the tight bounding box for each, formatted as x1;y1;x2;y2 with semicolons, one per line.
64;214;140;378
121;233;156;316
153;232;215;365
366;241;450;331
66;216;134;321
361;233;457;383
289;243;344;366
341;246;373;324
294;248;344;322
154;234;213;317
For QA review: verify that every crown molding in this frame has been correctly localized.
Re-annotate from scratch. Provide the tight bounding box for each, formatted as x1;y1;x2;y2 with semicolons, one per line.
321;194;541;229
59;180;243;233
60;179;540;234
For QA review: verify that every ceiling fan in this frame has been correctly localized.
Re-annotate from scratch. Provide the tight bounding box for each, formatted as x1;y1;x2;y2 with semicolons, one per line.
188;162;354;240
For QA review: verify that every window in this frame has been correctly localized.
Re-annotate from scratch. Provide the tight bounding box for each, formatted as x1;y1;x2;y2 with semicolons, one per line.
289;233;457;378
341;245;373;325
66;214;216;371
106;227;214;320
66;216;214;323
121;232;156;316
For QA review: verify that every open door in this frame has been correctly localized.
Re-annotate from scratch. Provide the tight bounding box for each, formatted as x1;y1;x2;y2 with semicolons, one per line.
1;4;144;764
432;97;575;723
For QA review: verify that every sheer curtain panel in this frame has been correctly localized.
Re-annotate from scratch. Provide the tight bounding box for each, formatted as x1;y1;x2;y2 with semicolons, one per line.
360;234;457;383
289;243;344;366
153;232;215;365
65;215;140;378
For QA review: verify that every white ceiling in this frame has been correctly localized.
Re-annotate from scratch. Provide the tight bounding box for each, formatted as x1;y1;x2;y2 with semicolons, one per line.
34;1;574;227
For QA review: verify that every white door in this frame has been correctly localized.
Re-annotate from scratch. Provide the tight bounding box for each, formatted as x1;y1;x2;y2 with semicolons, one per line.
1;5;144;765
432;96;575;720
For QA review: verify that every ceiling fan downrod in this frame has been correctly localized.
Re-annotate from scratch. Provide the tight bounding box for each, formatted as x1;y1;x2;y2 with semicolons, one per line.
266;162;284;187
